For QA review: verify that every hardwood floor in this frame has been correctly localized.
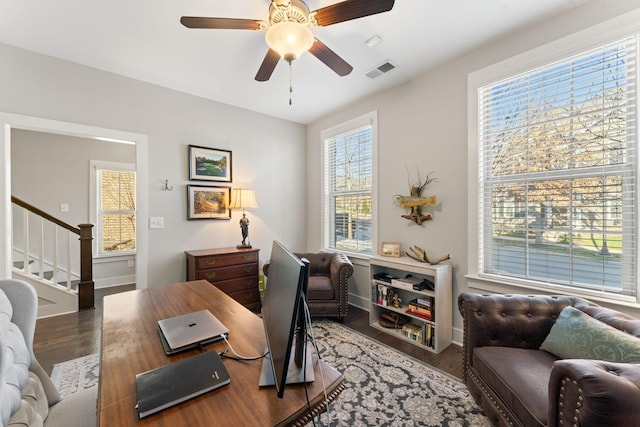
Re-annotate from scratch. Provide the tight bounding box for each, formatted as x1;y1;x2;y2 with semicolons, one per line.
343;306;464;379
34;286;463;380
33;284;134;375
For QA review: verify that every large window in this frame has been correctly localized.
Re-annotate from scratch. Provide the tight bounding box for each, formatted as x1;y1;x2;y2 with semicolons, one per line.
91;161;136;256
473;35;638;300
322;112;377;255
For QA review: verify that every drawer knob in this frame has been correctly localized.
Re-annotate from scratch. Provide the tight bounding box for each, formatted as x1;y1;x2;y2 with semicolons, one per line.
205;272;216;279
244;255;253;261
243;267;253;273
205;259;216;266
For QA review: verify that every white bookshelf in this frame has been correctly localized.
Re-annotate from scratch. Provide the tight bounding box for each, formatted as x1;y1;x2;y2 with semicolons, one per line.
369;255;452;354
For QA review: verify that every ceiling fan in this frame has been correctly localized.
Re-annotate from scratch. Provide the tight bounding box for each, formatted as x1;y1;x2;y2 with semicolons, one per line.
180;0;395;82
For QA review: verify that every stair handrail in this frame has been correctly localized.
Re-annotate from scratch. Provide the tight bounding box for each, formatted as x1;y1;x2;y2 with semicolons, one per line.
12;196;80;234
11;196;95;310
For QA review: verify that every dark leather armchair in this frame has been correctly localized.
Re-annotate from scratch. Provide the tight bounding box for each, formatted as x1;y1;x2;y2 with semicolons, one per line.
458;293;640;426
263;252;353;320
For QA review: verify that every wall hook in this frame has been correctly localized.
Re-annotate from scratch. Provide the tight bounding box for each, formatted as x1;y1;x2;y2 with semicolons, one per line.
162;179;173;191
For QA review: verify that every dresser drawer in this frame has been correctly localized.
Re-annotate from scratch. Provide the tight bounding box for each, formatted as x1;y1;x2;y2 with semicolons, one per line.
196;252;259;270
197;263;258;282
212;276;258;294
227;288;260;307
185;247;261;312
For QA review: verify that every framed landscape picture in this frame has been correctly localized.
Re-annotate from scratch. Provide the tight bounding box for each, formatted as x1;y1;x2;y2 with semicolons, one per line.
381;241;401;257
189;145;232;182
187;185;231;220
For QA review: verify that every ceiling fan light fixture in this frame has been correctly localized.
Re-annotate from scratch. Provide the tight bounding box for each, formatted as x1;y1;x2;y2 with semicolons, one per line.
265;22;314;62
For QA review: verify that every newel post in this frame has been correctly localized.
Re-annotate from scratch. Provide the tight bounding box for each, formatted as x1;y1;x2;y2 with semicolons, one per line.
78;224;94;310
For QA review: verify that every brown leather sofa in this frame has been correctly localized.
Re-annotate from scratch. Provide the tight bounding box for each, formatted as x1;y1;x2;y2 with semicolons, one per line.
458;293;640;427
264;252;353;320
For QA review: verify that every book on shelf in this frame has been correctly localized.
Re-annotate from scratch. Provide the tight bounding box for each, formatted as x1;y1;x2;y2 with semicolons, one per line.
424;324;435;348
406;297;435;320
135;350;230;419
390;276;422;290
374;284;403;308
373;284;390;306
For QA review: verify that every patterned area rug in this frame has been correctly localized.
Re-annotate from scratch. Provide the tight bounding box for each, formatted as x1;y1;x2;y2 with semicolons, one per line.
311;320;489;426
50;321;488;425
51;353;100;398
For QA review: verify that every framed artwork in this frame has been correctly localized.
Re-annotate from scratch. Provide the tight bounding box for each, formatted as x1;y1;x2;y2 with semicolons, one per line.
187;185;231;220
381;241;401;257
189;145;232;182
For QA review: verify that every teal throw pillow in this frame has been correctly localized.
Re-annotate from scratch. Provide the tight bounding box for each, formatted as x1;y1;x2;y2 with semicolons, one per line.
540;306;640;363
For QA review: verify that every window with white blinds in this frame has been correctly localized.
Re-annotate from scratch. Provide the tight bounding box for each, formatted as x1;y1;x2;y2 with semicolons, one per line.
477;36;638;298
322;112;376;255
91;161;136;257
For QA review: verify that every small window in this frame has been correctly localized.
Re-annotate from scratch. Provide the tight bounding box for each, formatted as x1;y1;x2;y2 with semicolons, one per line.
91;161;136;256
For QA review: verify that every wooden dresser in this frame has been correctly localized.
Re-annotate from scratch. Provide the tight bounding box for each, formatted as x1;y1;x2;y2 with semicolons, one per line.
185;247;260;312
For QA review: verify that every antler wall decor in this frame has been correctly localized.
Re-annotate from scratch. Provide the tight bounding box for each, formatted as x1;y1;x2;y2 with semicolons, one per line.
393;169;437;225
406;245;451;265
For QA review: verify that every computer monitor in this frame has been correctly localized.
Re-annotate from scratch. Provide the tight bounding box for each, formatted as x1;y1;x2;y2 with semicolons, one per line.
259;240;314;398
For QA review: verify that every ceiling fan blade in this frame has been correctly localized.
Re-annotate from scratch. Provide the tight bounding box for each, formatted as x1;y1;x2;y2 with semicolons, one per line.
180;17;263;30
255;49;281;82
312;0;395;26
308;39;353;77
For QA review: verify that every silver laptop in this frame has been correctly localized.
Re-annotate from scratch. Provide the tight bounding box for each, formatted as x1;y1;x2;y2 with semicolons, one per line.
157;310;229;355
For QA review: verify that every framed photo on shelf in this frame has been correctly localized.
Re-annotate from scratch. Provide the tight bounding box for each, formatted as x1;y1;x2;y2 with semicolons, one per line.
381;241;401;257
189;145;232;182
187;185;231;220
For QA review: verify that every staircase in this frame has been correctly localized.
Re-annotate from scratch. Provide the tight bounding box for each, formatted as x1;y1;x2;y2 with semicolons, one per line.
11;196;94;317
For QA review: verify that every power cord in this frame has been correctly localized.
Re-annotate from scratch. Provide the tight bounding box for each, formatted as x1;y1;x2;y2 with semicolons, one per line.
302;299;331;427
220;333;269;361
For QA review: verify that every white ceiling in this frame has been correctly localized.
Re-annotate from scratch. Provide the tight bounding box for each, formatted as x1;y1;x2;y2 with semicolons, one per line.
0;0;590;124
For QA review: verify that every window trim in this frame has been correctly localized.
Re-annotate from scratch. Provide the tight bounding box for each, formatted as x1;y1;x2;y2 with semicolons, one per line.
467;10;640;305
90;160;136;258
321;111;378;258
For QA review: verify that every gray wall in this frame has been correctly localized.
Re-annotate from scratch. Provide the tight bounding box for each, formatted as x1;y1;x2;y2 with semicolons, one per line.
11;129;137;287
306;0;640;342
0;41;307;288
11;130;135;227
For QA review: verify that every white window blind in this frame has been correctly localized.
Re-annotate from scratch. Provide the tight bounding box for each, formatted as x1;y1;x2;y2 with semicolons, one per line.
323;114;375;255
95;164;136;256
478;36;638;298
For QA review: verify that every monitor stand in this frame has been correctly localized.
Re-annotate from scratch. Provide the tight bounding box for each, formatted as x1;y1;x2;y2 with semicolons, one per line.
258;342;315;387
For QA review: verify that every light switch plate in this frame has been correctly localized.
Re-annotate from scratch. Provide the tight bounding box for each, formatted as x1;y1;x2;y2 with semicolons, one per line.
149;217;164;229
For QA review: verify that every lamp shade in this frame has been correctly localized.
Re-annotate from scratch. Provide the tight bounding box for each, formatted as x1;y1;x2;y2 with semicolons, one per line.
265;21;314;61
229;188;258;210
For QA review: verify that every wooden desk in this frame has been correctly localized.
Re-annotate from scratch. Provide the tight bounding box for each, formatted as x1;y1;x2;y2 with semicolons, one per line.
99;280;344;426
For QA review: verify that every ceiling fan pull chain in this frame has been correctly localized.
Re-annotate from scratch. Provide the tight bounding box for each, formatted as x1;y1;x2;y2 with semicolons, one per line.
289;60;293;105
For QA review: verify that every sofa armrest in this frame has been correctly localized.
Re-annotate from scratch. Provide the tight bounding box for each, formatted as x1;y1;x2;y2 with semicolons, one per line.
548;359;640;427
329;253;353;292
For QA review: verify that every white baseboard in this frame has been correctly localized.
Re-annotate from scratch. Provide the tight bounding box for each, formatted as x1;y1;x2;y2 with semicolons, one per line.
452;327;463;347
348;293;370;311
94;275;135;289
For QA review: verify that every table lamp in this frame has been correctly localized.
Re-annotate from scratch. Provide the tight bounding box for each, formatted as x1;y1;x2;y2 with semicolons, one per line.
229;188;258;249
